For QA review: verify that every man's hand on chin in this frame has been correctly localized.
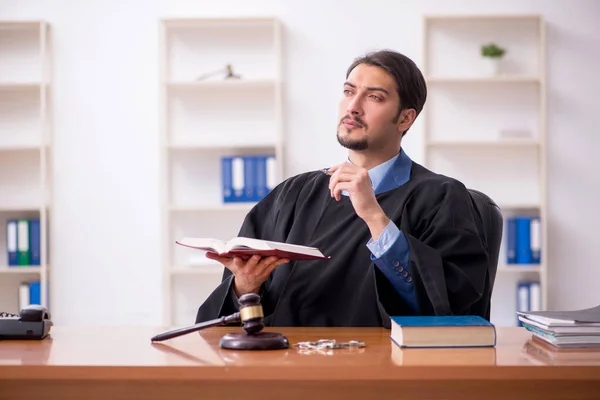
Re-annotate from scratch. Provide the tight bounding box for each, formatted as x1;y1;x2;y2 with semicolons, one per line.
327;162;390;240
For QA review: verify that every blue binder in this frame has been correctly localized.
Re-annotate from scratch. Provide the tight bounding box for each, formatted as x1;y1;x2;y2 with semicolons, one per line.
254;155;268;201
29;219;40;266
506;217;516;264
29;281;41;305
515;217;532;264
221;157;234;203
244;156;256;202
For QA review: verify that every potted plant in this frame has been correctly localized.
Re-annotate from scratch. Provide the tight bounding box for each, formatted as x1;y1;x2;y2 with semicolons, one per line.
481;43;506;76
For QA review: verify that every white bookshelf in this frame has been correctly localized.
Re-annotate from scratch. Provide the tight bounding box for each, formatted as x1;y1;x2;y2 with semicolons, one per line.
0;21;52;314
159;17;284;326
422;15;547;327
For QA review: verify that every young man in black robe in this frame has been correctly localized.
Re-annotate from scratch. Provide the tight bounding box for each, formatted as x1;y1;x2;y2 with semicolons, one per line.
195;49;490;328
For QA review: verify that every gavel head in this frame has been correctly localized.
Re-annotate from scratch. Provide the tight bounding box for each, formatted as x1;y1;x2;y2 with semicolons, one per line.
238;293;265;335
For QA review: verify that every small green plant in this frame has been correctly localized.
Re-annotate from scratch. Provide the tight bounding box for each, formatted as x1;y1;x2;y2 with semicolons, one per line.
481;43;506;58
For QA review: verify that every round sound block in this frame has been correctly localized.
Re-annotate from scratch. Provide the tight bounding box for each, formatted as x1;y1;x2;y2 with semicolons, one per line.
219;332;289;350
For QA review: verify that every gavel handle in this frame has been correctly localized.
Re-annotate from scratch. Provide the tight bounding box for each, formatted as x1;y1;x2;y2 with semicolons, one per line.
150;313;241;342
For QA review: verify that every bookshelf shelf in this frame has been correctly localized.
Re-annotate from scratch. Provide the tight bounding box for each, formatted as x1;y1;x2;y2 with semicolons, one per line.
170;264;223;275
426;76;540;84
169;203;255;212
423;15;546;327
166;79;277;89
0;83;44;90
0;144;44;151
499;204;541;211
497;265;542;273
423;15;542;22
427;139;540;148
160;17;283;326
168;141;278;150
0;266;42;274
0;21;52;315
163;17;276;29
0;204;47;212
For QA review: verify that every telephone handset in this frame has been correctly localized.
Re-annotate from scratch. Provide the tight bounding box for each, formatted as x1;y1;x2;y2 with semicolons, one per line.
0;304;53;340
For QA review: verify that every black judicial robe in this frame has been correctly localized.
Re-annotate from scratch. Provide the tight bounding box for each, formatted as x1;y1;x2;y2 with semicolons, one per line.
195;161;490;328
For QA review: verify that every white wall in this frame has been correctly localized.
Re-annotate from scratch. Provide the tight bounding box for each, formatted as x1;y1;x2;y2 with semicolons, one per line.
1;0;598;325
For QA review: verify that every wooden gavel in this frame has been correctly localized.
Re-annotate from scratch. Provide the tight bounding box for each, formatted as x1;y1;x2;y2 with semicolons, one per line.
150;293;288;350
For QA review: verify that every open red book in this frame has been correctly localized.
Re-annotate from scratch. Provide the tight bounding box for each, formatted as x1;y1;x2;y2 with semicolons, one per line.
175;236;330;261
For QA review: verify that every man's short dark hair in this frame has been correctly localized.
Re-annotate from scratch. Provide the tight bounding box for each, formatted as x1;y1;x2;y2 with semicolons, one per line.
346;49;427;136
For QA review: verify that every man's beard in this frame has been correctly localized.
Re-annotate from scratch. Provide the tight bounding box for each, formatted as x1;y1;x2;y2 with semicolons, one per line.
336;129;368;150
337;115;369;150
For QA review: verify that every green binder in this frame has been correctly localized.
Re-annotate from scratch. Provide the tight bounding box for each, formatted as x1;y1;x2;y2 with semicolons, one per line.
17;219;30;266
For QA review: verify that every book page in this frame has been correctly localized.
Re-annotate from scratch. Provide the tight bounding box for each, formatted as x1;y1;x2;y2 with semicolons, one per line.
262;240;324;257
225;237;324;257
225;237;271;251
177;238;226;254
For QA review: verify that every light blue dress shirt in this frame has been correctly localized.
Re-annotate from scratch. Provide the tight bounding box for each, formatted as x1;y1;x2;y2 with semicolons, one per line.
340;150;417;313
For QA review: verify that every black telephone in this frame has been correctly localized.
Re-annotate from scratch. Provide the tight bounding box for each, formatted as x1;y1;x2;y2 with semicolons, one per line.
0;304;53;340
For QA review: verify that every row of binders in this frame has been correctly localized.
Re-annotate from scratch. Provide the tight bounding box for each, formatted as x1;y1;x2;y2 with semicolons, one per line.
6;219;41;266
516;280;541;326
221;155;276;203
506;216;541;265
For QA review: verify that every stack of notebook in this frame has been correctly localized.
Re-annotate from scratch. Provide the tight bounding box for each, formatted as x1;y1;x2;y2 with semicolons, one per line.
517;304;600;349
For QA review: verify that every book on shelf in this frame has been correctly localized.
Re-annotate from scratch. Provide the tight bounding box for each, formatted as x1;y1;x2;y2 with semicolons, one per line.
517;304;600;349
175;236;330;261
389;315;496;348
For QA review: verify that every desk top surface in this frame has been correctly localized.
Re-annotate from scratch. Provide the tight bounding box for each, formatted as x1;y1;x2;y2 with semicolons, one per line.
1;326;599;381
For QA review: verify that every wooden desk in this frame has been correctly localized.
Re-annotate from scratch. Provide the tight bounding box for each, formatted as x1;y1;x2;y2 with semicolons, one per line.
1;326;599;399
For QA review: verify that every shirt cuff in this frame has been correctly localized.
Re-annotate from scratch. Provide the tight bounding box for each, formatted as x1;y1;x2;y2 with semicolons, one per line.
230;280;265;307
368;225;415;312
367;219;401;258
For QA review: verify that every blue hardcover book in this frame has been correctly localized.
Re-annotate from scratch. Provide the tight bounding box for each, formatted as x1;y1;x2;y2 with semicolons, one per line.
6;219;18;266
29;281;41;305
29;219;40;266
506;217;516;264
221;157;233;203
389;315;496;348
515;216;532;264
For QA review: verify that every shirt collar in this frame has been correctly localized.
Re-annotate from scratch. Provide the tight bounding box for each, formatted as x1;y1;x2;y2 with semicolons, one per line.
368;153;400;191
345;149;410;193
